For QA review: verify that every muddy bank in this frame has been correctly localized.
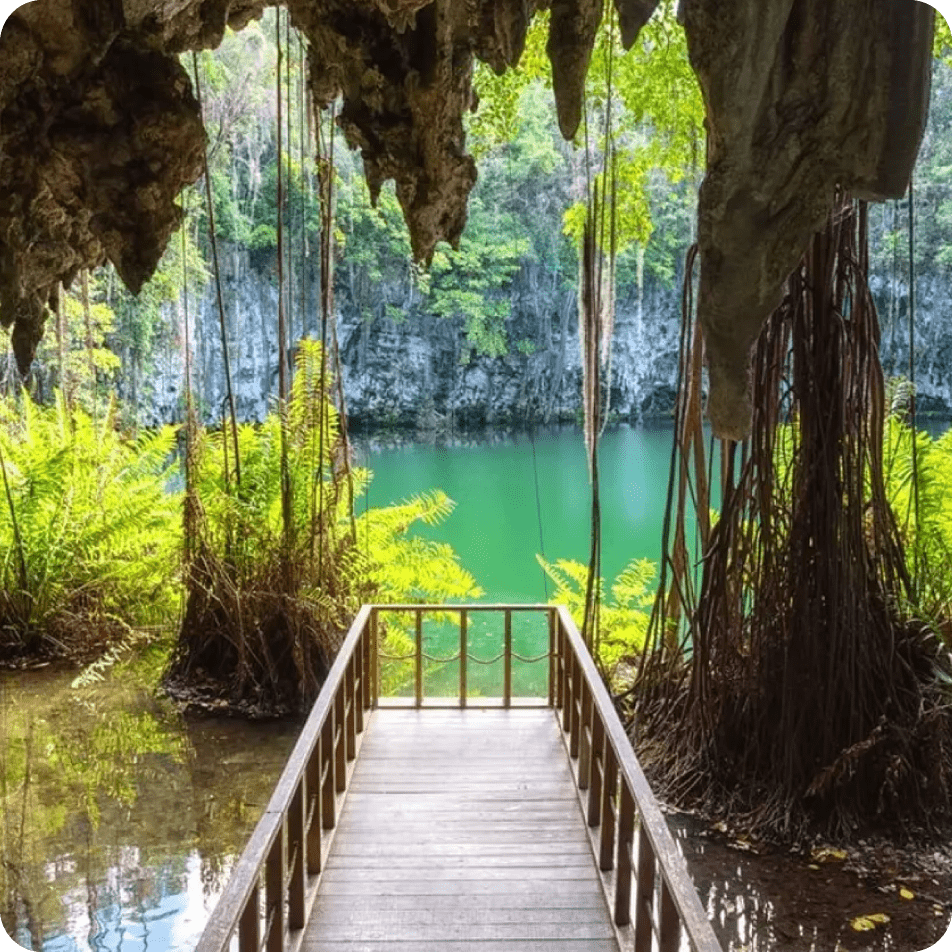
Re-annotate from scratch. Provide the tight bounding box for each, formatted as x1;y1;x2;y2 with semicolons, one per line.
672;812;952;951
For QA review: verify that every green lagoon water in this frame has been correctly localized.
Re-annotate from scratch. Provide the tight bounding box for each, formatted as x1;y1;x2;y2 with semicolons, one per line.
2;424;697;952
357;424;692;602
355;424;715;698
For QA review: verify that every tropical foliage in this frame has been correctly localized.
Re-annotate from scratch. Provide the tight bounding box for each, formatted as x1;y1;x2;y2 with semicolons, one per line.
883;398;952;642
29;272;121;412
539;555;654;682
0;393;180;661
166;340;481;714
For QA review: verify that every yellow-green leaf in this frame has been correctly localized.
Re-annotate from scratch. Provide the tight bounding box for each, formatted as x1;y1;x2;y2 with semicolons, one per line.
811;846;847;863
851;913;891;932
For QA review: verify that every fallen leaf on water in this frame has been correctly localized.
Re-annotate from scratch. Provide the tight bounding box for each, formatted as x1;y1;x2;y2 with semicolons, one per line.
899;887;915;900
812;846;848;863
850;913;891;932
729;839;756;853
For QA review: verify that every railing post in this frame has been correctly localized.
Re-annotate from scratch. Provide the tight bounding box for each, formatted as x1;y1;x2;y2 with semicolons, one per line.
635;827;657;952
354;638;365;734
556;615;566;711
288;780;306;930
561;628;571;731
578;681;591;790
306;745;322;873
503;609;512;708
547;609;556;707
265;825;285;952
569;655;581;758
599;744;617;871
659;879;680;952
587;713;604;827
345;656;357;761
460;610;468;709
370;609;379;708
615;781;635;927
238;881;260;952
414;609;423;708
322;710;336;829
335;687;346;791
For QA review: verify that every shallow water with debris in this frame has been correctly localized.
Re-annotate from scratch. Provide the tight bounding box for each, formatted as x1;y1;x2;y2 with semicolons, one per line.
672;813;952;951
1;661;949;951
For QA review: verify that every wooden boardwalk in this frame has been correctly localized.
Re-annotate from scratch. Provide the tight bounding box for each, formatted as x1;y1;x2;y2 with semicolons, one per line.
194;605;723;952
304;707;620;952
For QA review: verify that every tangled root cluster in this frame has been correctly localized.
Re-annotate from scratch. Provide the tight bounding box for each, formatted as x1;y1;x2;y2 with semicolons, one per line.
633;201;952;843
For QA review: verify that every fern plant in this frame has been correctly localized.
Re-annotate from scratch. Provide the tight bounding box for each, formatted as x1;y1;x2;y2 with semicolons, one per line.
538;556;654;684
0;392;180;661
345;488;484;696
167;341;480;715
883;411;952;643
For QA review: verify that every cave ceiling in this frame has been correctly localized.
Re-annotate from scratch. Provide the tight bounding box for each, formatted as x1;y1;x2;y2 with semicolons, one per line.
0;0;936;437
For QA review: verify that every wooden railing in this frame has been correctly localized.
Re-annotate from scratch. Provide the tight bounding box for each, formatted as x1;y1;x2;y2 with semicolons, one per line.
372;603;555;706
553;605;722;952
193;603;723;952
193;604;374;952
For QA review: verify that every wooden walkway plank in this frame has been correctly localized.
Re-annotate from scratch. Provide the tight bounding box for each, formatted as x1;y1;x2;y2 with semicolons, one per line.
302;708;621;951
302;943;619;952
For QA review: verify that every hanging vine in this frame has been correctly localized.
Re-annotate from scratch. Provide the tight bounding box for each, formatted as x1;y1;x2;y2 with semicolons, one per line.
578;9;619;660
276;9;293;564
191;51;241;489
632;198;952;841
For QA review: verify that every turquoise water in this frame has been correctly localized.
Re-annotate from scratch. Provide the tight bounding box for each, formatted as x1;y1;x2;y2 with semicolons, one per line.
356;424;693;603
355;424;714;698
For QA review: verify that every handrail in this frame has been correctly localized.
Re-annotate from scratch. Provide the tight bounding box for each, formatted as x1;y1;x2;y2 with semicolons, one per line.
193;604;374;952
193;602;724;952
553;605;723;952
371;603;555;706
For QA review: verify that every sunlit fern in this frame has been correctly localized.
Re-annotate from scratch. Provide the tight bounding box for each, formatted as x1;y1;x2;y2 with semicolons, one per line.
171;341;481;713
0;390;180;660
538;555;654;683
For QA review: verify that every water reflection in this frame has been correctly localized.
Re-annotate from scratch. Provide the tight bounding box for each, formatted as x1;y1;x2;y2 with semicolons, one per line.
671;813;949;952
0;665;299;951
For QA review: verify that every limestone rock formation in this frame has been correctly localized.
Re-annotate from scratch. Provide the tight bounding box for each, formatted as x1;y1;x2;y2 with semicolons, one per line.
684;0;934;438
0;0;937;435
0;2;209;370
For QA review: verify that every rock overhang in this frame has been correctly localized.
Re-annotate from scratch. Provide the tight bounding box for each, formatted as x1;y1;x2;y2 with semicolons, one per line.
0;0;936;437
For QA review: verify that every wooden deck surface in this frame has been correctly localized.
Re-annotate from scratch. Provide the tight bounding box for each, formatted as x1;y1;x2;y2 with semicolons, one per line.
303;708;620;952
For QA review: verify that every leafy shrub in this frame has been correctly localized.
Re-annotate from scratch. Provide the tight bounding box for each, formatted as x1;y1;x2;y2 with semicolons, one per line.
538;556;654;683
0;393;180;661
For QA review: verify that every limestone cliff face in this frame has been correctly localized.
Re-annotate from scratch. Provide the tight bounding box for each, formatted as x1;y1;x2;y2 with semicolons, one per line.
138;244;685;427
138;250;952;429
336;291;682;428
875;275;952;417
